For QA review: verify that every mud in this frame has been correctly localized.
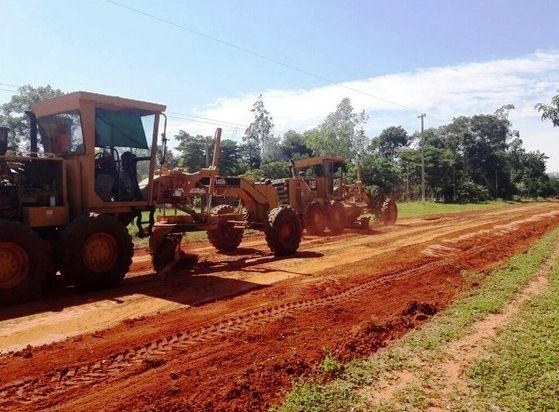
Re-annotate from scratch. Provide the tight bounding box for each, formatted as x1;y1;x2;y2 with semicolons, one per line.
0;202;558;411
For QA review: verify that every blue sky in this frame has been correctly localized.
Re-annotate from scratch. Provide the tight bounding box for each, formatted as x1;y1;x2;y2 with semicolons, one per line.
1;0;559;168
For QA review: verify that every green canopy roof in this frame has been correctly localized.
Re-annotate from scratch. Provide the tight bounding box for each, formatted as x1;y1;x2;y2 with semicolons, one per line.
95;108;149;149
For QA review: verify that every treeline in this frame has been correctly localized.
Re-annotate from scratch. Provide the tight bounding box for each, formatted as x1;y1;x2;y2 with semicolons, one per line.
2;86;558;202
175;96;559;202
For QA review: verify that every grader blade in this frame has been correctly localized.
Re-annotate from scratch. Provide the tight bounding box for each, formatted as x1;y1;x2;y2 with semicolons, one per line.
149;230;197;279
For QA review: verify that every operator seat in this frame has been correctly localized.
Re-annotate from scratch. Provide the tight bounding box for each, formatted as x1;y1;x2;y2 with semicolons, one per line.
120;152;143;201
95;152;118;201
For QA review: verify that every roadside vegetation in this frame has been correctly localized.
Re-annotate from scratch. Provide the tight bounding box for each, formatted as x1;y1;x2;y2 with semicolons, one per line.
2;88;559;206
469;266;559;411
272;227;559;411
396;199;516;219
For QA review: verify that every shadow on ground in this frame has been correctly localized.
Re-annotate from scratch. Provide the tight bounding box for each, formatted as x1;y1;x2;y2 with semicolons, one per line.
0;249;324;321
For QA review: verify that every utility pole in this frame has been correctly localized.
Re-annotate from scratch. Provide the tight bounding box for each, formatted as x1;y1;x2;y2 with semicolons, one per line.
418;113;426;203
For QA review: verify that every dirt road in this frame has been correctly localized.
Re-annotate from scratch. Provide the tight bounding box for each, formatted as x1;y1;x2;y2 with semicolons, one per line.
1;202;558;411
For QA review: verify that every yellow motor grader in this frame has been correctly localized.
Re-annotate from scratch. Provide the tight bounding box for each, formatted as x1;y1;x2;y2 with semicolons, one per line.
0;92;301;305
268;156;398;235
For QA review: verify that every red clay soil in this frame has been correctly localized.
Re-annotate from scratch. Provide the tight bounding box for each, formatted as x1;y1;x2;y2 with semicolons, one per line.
1;204;559;411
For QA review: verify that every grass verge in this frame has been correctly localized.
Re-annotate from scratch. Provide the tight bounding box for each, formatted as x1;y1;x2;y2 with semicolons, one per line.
468;259;559;411
397;200;520;219
272;227;559;412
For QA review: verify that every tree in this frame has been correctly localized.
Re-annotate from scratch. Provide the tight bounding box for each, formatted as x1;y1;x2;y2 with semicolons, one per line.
175;131;213;171
305;98;368;161
239;140;261;170
219;139;245;176
494;104;515;119
280;130;312;159
0;85;64;149
358;152;401;195
370;126;409;160
535;93;559;127
244;94;275;164
261;161;291;179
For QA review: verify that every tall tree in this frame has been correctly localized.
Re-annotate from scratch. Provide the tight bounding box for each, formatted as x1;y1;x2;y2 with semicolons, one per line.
535;93;559;127
305;98;368;161
0;85;64;149
244;94;275;164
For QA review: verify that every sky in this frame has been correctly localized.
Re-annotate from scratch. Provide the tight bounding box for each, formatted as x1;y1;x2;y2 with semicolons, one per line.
1;0;558;168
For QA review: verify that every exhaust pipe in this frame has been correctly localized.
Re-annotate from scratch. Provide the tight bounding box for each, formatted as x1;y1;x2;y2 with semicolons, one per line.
0;125;9;156
25;111;38;156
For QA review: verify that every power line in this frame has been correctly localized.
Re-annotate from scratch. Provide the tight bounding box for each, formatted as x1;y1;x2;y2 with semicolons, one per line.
167;114;243;130
104;0;426;114
167;111;249;129
0;82;20;89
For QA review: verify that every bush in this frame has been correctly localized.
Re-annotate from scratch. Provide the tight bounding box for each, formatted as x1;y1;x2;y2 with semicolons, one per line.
456;180;491;203
242;168;265;181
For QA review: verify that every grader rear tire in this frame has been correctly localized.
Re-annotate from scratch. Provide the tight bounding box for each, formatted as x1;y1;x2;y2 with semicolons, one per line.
304;201;326;235
0;220;46;305
265;207;302;256
207;205;244;252
58;214;133;290
327;201;346;235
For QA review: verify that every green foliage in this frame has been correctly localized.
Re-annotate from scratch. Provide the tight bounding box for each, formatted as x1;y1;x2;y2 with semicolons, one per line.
0;85;64;149
305;98;368;161
456;180;491;203
280;130;312;159
175;131;213;172
244;94;275;162
535;92;559;127
240;140;262;170
271;380;358;412
242;168;265;181
219;139;246;176
320;352;343;375
173;96;556;201
370;125;409;160
358;152;401;195
261;160;291;179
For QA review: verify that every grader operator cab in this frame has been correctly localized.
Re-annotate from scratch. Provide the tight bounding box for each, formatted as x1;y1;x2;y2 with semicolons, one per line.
0;92;303;306
0;92;164;305
271;156;398;235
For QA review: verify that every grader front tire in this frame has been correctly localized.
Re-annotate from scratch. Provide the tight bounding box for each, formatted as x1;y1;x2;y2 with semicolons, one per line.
265;207;302;256
304;201;326;235
327;201;346;235
207;205;244;252
381;198;398;225
58;215;133;290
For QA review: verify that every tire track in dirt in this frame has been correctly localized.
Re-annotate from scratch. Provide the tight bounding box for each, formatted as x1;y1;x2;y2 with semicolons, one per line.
0;204;557;356
1;206;558;410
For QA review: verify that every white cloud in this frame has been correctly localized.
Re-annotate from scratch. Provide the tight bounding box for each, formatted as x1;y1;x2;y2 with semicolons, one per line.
168;49;559;170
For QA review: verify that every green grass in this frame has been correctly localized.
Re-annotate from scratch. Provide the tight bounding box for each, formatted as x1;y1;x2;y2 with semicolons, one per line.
397;200;516;219
272;227;559;412
127;209;209;247
468;263;559;411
